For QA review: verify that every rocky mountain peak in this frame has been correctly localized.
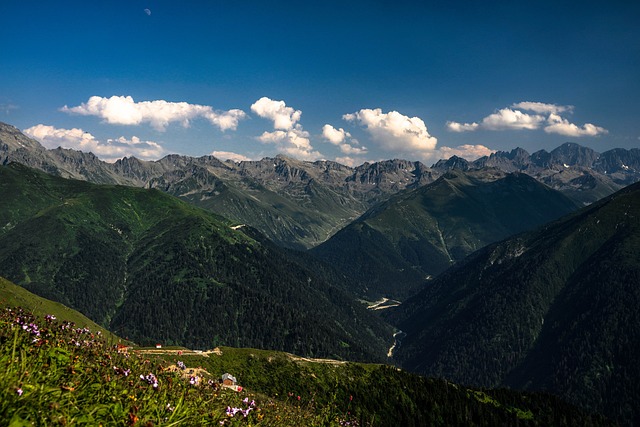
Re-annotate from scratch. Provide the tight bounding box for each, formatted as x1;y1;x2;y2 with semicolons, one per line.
431;155;470;172
550;142;600;167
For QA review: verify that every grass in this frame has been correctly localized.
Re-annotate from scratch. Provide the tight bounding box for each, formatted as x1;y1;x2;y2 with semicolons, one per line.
0;277;118;341
0;307;360;426
0;307;616;426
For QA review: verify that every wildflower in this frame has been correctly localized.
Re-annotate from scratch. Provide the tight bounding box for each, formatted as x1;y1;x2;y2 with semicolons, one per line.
166;403;175;412
113;366;131;377
177;361;186;370
16;388;23;396
189;376;199;386
140;373;159;388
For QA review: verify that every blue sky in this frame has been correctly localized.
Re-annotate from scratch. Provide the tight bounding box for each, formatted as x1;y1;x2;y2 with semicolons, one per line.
1;1;639;166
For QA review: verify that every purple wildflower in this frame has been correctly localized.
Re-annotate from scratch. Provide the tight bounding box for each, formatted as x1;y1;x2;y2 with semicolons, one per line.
140;373;158;388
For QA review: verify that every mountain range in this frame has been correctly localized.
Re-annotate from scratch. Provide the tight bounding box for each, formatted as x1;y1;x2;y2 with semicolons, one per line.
386;180;640;425
312;169;579;298
3;121;639;250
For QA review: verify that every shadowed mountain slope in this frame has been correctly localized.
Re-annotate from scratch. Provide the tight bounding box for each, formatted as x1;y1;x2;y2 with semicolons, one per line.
388;181;640;425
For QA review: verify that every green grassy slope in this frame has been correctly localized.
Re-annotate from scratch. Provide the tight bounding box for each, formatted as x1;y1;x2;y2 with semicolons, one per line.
0;309;614;426
0;277;118;340
0;162;391;362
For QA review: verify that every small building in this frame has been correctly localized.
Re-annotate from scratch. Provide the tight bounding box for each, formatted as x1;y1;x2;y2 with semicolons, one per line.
221;373;237;386
116;344;130;354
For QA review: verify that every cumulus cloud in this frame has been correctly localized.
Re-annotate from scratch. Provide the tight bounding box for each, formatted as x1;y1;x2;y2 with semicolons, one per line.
322;124;367;155
343;108;437;154
61;95;246;132
544;113;608;137
480;108;545;130
338;144;368;155
511;101;573;115
257;128;322;161
436;144;495;161
23;124;165;162
335;156;362;167
250;97;301;130
250;97;324;160
446;121;479;132
446;102;606;137
211;151;253;162
322;124;349;144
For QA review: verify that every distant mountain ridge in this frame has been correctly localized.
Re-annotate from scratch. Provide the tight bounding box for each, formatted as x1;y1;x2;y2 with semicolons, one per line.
312;169;579;299
2;121;639;248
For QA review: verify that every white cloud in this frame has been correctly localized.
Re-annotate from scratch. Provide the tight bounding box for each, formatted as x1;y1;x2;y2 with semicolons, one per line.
61;95;246;132
211;151;253;162
544;113;608;137
436;144;495;161
480;108;545;130
446;121;479;132
23;124;165;162
511;101;573;115
338;143;368;155
322;124;367;155
257;128;323;161
250;97;324;160
446;102;606;138
322;124;350;144
343;108;437;153
335;156;363;167
250;97;301;130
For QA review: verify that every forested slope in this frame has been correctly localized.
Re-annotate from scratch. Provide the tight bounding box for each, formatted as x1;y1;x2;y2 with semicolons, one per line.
0;162;392;362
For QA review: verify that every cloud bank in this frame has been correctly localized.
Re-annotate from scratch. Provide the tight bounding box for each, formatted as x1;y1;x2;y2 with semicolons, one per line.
447;101;607;137
61;96;246;132
24;124;165;162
